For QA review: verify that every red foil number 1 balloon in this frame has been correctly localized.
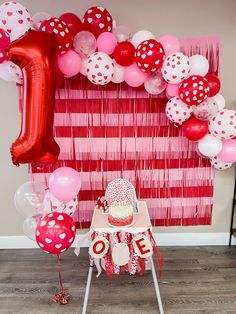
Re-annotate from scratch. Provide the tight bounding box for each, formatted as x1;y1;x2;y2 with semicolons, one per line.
8;30;60;165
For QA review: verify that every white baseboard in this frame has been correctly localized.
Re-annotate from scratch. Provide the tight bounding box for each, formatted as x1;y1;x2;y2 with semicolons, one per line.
0;232;235;249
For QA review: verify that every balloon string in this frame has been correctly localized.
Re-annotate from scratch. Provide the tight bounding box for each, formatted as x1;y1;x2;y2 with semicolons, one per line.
57;254;64;293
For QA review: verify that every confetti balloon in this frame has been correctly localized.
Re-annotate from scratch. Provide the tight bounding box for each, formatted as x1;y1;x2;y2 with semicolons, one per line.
162;52;190;84
209;109;236;140
31;12;51;30
179;75;210;106
112;25;132;42
83;6;112;38
165;96;193;125
73;31;97;58
135;39;165;73
0;1;31;41
0;28;10;63
86;52;114;85
36;212;76;255
210;155;232;170
40;17;73;54
144;71;166;95
193;98;219;121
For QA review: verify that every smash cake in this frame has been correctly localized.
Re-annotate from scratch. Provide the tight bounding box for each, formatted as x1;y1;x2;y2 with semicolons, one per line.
105;178;135;227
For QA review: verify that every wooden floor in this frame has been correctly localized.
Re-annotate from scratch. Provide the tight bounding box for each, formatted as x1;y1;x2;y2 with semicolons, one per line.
0;247;236;314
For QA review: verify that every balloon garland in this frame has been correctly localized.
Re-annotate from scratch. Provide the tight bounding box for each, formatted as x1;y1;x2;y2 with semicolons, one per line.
0;2;233;170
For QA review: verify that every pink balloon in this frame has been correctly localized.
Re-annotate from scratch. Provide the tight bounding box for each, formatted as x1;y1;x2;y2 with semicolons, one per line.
218;139;236;163
57;49;82;77
124;63;147;87
48;167;82;203
166;83;179;97
159;35;180;56
97;32;117;55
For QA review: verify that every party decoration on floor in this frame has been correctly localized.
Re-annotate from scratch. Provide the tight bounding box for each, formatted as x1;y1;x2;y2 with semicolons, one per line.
40;18;73;54
48;167;81;203
83;6;113;38
8;30;60;165
0;1;31;41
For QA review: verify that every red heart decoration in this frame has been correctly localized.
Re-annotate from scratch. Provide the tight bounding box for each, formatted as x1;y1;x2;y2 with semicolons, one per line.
7;12;13;16
18;10;23;15
2;20;7;25
18;19;23;24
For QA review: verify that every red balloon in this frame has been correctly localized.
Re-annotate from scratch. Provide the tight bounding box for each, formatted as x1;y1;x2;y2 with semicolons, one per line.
59;12;82;36
183;116;208;141
135;39;165;73
40;18;73;54
113;41;135;66
83;6;112;38
205;73;221;97
36;212;76;255
0;28;10;63
179;75;210;106
8;30;60;165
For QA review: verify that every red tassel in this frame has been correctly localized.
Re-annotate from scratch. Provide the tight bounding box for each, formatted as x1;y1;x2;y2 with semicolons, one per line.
147;229;165;277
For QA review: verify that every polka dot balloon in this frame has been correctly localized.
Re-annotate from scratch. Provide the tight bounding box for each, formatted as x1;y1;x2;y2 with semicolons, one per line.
83;6;112;38
0;1;31;41
210;156;232;170
179;75;210;106
209;109;236;140
135;39;165;73
162;52;190;84
86;52;114;85
40;17;73;54
165;96;193;125
36;212;76;255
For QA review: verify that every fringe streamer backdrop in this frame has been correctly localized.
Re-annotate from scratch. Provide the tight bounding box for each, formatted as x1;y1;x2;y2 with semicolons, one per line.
29;36;220;229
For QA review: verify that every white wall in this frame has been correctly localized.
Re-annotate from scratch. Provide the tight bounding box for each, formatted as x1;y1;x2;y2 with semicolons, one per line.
0;0;235;237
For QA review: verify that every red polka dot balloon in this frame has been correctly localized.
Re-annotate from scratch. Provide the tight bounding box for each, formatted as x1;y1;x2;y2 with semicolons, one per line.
0;28;10;63
36;212;76;255
40;18;73;54
86;52;114;85
179;75;210;106
135;39;165;73
83;6;112;38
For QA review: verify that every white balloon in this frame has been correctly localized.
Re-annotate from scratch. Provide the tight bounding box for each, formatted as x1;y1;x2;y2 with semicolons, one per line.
162;52;190;84
0;1;31;41
0;61;22;84
113;25;132;42
210;155;232;170
131;30;155;47
193;98;218;121
209;109;236;140
111;61;124;83
31;12;51;30
198;134;222;157
86;52;114;85
165;96;193;125
43;191;78;217
211;93;225;110
189;54;209;76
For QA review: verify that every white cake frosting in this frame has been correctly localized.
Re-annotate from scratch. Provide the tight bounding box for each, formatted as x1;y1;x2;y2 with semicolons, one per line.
108;204;133;219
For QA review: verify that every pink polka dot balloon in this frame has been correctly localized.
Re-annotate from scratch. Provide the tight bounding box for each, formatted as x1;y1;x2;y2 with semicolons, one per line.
210;156;232;170
86;52;114;85
135;39;165;73
165;96;193;125
209;109;236;140
161;52;190;84
40;18;73;54
36;212;76;255
105;178;135;207
0;1;31;41
0;28;10;63
179;75;210;106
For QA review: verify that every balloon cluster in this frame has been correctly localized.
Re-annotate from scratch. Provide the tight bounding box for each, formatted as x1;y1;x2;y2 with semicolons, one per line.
14;167;81;255
0;2;235;170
